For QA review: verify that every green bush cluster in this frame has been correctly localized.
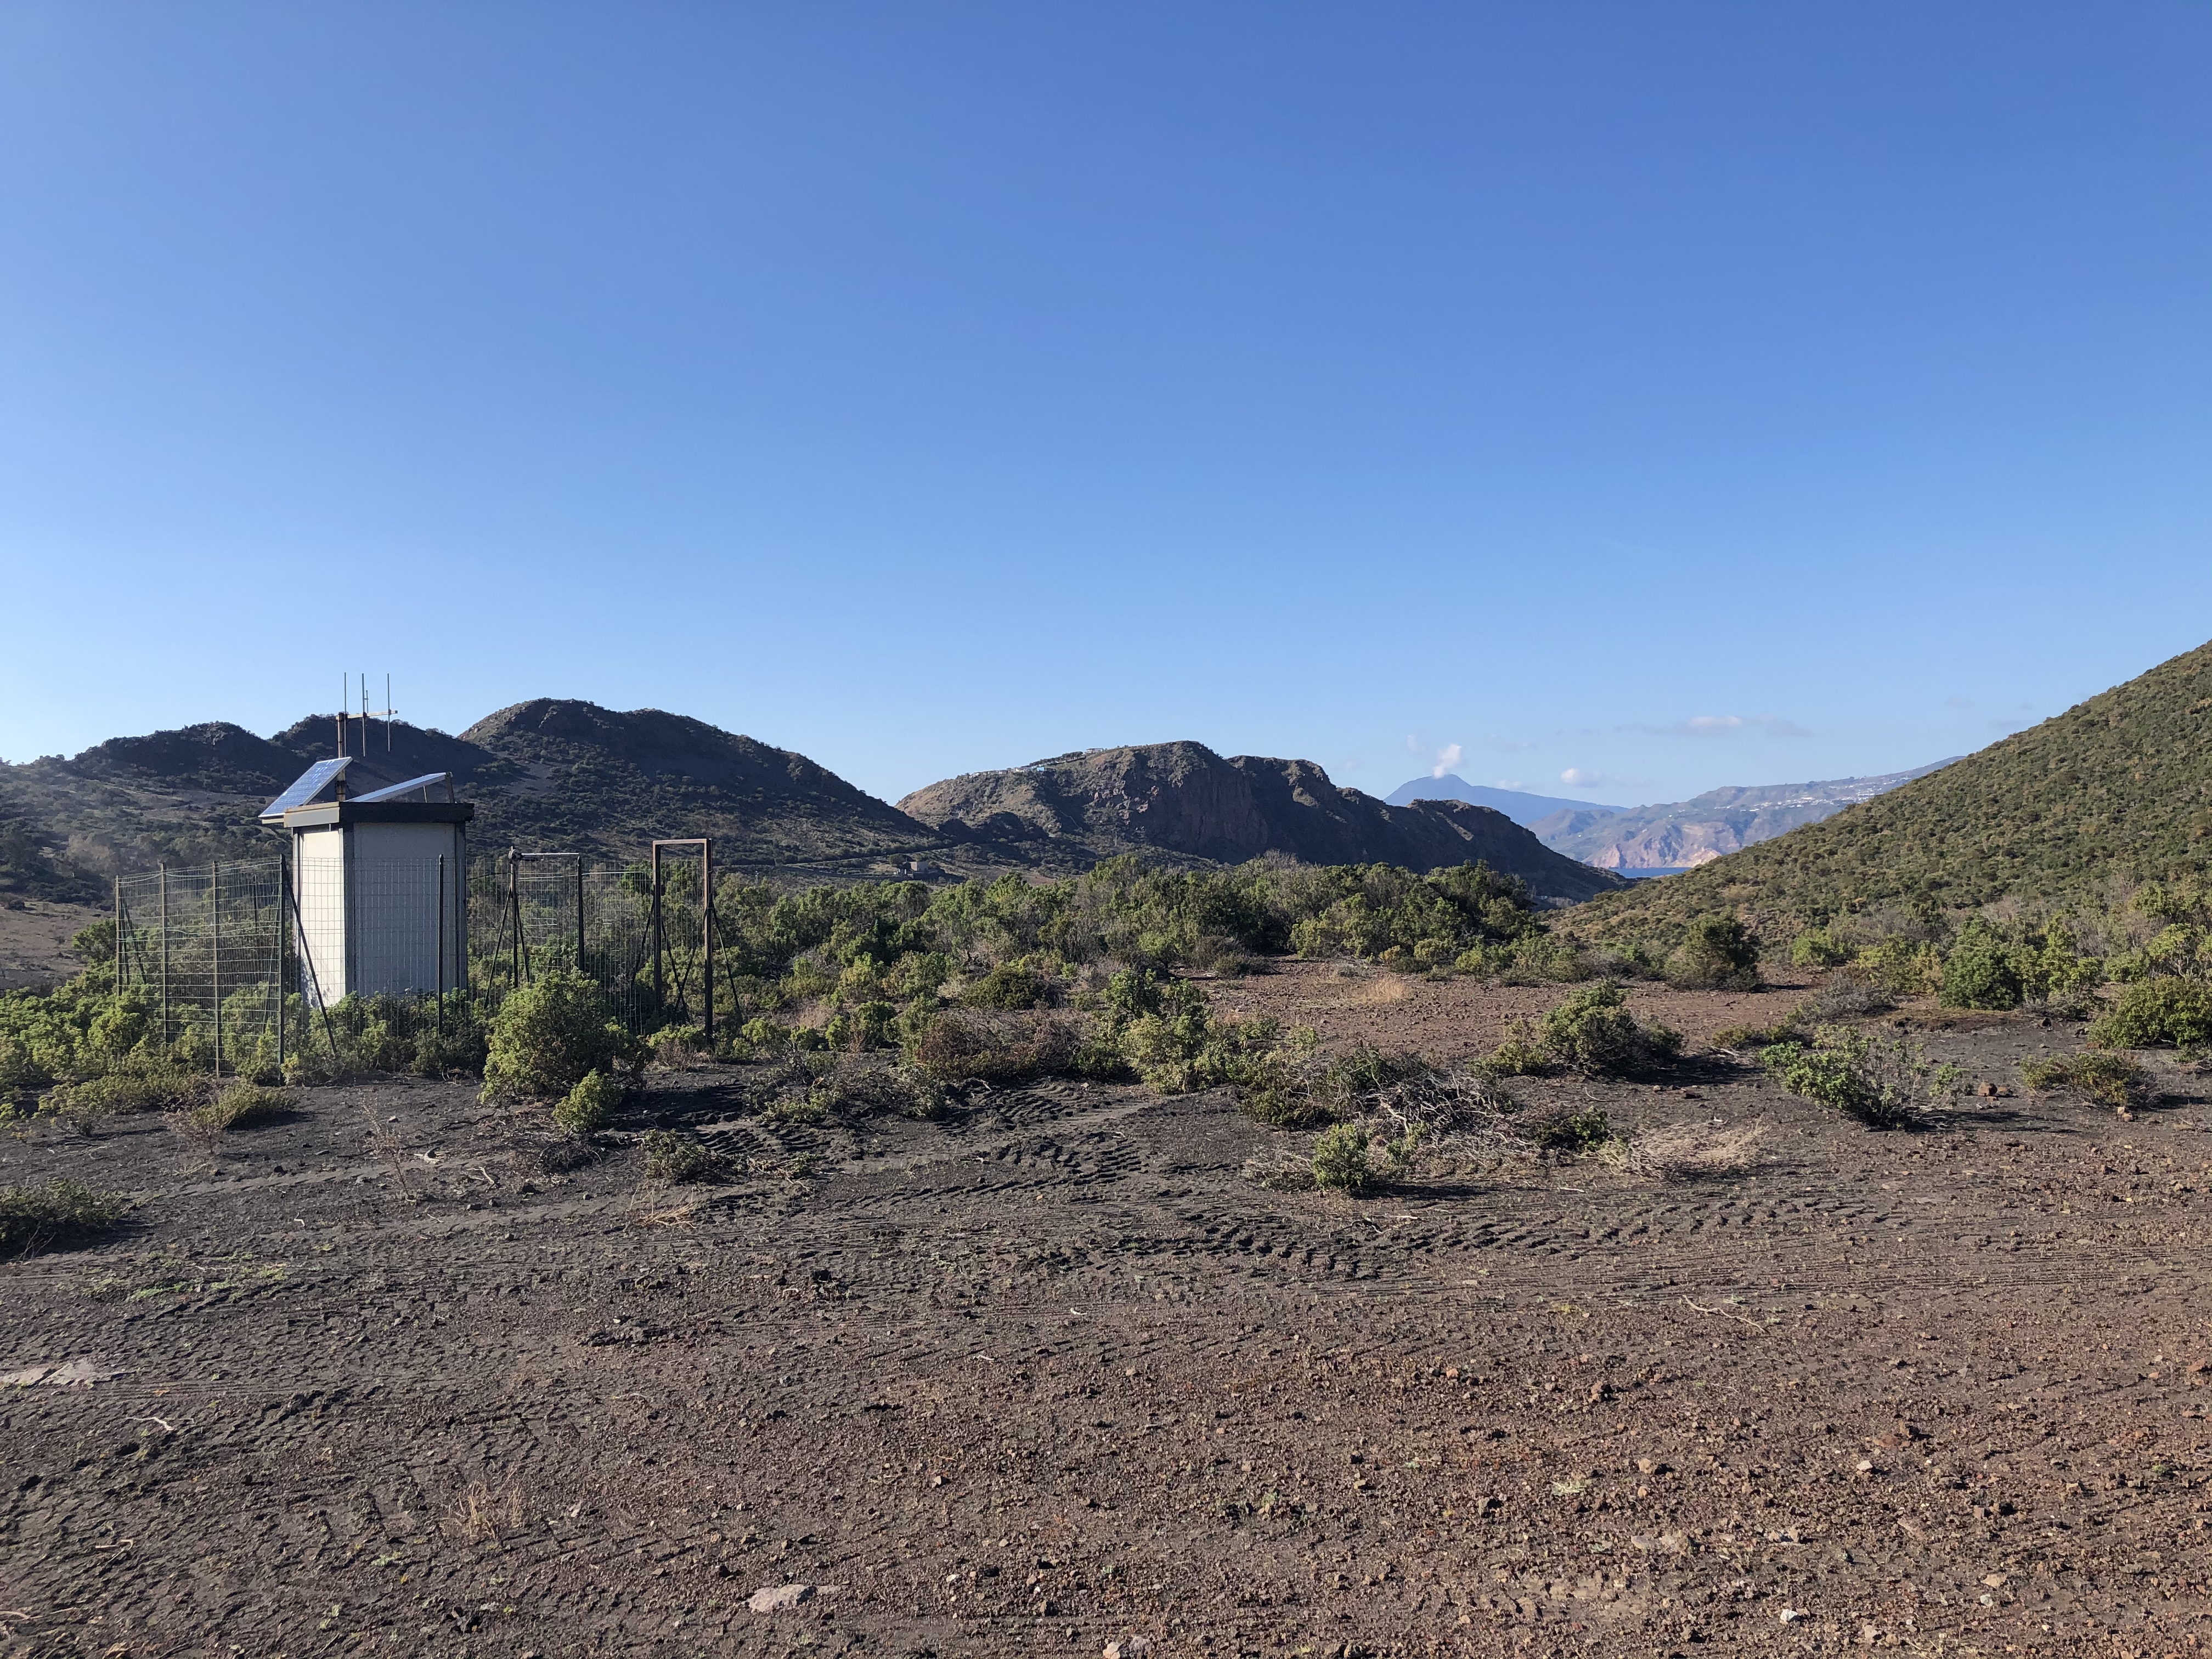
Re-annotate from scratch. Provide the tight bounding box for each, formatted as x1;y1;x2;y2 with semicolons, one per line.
2019;1051;2154;1111
905;1009;1079;1084
1665;915;1760;991
642;1128;729;1183
1760;1026;1964;1129
288;991;487;1081
191;1082;289;1132
554;1068;625;1138
32;1066;194;1136
1309;1124;1375;1195
0;935;160;1093
1488;983;1683;1079
1528;1107;1613;1153
482;970;644;1102
707;857;1553;1048
0;1178;128;1255
2090;978;2212;1049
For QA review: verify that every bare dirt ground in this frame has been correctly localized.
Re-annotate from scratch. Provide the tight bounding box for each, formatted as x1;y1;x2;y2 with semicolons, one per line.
4;963;2211;1657
0;900;100;994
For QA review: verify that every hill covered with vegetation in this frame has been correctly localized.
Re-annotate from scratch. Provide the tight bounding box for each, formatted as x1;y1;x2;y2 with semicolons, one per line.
1565;638;2212;945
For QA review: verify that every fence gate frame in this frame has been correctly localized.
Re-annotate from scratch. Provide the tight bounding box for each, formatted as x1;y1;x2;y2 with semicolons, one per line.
650;838;713;1045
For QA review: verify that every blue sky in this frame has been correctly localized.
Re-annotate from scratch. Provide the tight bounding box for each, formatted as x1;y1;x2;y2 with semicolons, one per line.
2;3;2207;809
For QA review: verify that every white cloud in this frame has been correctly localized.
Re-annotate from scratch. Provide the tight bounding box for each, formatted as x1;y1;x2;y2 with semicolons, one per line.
1497;779;1524;791
1561;768;1607;787
1403;732;1423;754
1429;741;1464;778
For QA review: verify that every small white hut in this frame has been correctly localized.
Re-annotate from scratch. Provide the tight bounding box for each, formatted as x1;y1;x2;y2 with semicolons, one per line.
261;758;472;1004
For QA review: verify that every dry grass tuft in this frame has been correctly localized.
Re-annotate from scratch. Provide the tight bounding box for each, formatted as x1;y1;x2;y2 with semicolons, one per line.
1621;1122;1765;1181
445;1479;526;1545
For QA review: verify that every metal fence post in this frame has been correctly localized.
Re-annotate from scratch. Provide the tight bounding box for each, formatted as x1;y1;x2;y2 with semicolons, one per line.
508;849;522;989
651;842;664;1020
159;864;170;1045
211;859;222;1080
701;838;713;1047
575;855;585;976
112;877;121;987
275;855;286;1077
436;855;446;1034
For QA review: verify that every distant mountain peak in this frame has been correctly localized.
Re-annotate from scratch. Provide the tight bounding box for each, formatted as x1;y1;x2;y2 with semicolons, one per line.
1533;760;1956;871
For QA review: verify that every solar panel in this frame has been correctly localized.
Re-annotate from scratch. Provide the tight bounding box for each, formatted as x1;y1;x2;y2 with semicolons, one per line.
260;757;351;822
352;771;451;804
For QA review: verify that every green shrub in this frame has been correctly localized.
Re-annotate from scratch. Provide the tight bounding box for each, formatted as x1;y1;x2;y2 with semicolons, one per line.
1483;1033;1551;1077
2090;978;2212;1049
1798;973;1895;1020
0;1179;127;1255
37;1068;184;1135
962;964;1053;1010
1761;1026;1964;1129
1235;1058;1331;1128
1233;1040;1423;1130
482;970;643;1102
1313;1043;1434;1111
799;1062;946;1121
409;1001;489;1076
647;1024;708;1062
1854;939;1944;997
1790;928;1852;969
2019;1051;2154;1111
738;1016;793;1054
906;1010;1076;1084
825;1000;899;1051
0;1032;51;1094
642;1128;728;1183
193;1082;288;1131
553;1068;624;1138
1939;919;2025;1010
1666;915;1760;991
1529;1107;1612;1153
1310;1125;1375;1195
1499;936;1596;985
1711;1018;1801;1051
1500;981;1682;1077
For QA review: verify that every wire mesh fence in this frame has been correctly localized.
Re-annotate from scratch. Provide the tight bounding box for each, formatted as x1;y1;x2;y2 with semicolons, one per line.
464;845;713;1037
115;860;290;1076
114;843;718;1076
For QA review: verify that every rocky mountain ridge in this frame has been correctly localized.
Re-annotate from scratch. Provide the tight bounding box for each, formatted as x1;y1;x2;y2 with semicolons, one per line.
2;706;1627;905
898;742;1627;902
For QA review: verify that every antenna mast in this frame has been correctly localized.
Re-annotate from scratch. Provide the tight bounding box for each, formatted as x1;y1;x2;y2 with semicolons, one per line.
361;673;398;753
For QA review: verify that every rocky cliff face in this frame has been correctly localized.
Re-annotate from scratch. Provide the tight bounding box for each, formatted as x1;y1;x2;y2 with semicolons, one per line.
898;742;1629;901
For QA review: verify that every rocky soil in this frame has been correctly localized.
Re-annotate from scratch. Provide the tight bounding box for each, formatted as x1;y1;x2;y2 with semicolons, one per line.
3;969;2209;1657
